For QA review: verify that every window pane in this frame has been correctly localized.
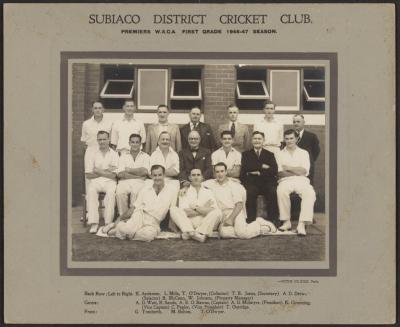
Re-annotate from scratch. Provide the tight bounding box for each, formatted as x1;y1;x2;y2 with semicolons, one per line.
103;65;134;80
270;70;300;110
103;81;133;95
304;81;325;98
304;67;325;80
138;69;168;109
171;68;202;79
237;81;266;95
173;81;199;96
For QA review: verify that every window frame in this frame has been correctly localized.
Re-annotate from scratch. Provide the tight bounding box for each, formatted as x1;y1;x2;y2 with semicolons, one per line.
236;79;270;99
269;69;301;111
99;79;135;99
303;80;326;102
137;68;169;110
170;79;202;100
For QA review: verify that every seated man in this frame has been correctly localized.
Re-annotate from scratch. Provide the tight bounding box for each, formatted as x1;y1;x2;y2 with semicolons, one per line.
240;131;279;225
104;165;178;241
85;130;119;233
275;129;316;236
211;130;241;182
178;130;213;188
205;162;276;239
148;131;180;196
115;133;150;215
170;169;222;243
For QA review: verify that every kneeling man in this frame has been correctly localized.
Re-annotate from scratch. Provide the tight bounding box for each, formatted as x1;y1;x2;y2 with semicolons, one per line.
206;162;276;239
105;165;178;241
170;169;222;242
275;129;316;236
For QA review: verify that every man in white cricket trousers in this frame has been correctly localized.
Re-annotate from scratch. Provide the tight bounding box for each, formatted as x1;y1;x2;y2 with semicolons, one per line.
170;168;222;243
104;165;178;242
115;133;150;215
80;101;112;198
85;130;119;233
275;129;316;236
205;162;277;239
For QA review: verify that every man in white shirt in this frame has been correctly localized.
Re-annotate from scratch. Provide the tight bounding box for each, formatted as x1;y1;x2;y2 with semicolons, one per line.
253;100;284;154
110;100;146;154
211;130;242;181
115;133;150;216
275;129;316;236
103;165;178;242
170;168;222;242
81;101;113;197
85;131;119;233
145;104;181;154
205;163;277;239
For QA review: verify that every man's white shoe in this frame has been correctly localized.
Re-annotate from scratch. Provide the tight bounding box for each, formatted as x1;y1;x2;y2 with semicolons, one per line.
89;224;99;234
296;222;307;236
278;221;292;231
181;232;191;240
191;232;206;243
256;218;277;234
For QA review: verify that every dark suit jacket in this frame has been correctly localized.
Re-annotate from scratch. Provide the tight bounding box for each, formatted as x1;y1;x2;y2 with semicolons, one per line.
240;148;278;186
297;130;320;163
178;147;213;182
180;122;217;151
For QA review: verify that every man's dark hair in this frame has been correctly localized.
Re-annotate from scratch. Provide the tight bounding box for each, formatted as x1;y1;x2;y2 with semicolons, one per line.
150;164;166;174
129;133;142;143
220;130;234;139
214;162;227;171
252;131;265;138
97;130;110;138
263;100;275;108
157;104;169;111
123;99;135;106
284;129;299;138
92;100;104;107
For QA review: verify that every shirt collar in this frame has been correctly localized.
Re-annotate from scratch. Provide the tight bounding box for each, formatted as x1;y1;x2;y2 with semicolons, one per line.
91;115;104;123
155;146;174;153
123;115;135;122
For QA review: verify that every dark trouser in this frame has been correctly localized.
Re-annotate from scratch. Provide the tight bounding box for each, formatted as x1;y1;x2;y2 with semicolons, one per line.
244;182;279;224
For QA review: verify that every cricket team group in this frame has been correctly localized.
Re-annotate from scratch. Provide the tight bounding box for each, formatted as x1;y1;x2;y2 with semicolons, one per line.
81;100;320;242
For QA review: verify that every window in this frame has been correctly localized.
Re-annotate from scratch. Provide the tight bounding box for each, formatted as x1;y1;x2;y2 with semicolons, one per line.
170;79;202;99
269;70;300;111
236;80;269;99
100;80;134;98
303;67;325;111
137;68;168;110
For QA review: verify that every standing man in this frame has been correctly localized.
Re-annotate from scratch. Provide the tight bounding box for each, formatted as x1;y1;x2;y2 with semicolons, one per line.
178;130;213;187
275;129;316;236
211;131;242;181
104;165;178;241
292;114;320;184
110;100;146;154
170;169;222;242
217;104;251;152
85;131;119;233
240;131;279;225
81;101;112;196
253;100;283;155
115;133;150;216
145;104;181;154
180;106;216;151
206;163;277;239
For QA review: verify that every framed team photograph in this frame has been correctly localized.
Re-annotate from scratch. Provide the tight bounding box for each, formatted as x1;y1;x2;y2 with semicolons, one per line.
62;53;336;275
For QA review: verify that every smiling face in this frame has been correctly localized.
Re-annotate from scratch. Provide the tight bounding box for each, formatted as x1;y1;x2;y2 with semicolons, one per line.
189;168;203;186
221;133;233;149
151;167;165;187
157;106;169;124
123;101;135;116
129;136;141;152
293;115;305;132
97;132;110;150
189;107;201;124
252;133;264;149
188;131;201;149
92;102;104;119
158;132;171;150
227;106;239;122
284;132;298;149
214;164;227;182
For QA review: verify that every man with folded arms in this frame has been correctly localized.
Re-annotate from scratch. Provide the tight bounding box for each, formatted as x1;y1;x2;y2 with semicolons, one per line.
170;169;222;242
240;131;279;225
115;133;150;215
85;131;119;233
205;162;277;239
178;130;213;187
275;129;316;236
104;165;178;241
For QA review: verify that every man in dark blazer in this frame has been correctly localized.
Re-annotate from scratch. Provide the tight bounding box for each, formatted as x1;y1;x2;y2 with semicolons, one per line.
178;130;213;187
240;131;279;224
180;106;216;151
293;114;320;184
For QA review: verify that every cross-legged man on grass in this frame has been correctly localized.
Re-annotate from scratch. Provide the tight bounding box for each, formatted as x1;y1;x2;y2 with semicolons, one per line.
170;168;222;243
103;165;178;241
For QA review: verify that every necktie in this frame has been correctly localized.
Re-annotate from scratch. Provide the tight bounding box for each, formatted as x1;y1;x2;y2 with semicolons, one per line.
231;123;236;136
257;150;260;158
